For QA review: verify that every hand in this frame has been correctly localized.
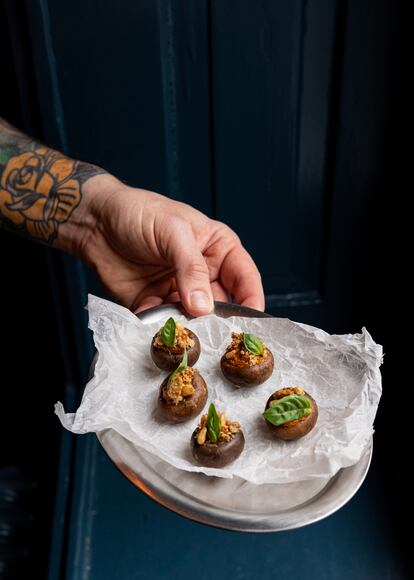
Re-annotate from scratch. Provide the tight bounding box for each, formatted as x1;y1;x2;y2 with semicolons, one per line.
77;175;264;316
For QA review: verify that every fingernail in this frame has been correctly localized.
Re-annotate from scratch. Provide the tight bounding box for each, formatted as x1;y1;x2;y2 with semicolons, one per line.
190;291;212;313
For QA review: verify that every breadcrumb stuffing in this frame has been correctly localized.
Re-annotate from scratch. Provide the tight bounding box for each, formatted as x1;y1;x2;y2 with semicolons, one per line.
154;322;195;353
224;332;268;367
195;411;241;444
270;387;305;400
163;368;196;405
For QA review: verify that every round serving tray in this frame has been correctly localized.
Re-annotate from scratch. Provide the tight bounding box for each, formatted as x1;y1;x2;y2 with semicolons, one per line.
96;302;372;533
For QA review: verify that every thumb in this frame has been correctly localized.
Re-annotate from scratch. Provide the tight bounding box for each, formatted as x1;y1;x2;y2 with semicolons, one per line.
167;226;214;316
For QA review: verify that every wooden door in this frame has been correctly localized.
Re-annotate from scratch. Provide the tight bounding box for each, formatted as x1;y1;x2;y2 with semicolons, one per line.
2;1;410;579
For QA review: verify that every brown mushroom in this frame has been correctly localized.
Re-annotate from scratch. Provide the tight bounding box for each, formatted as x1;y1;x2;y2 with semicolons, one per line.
220;331;274;387
151;327;200;371
264;388;318;441
157;369;207;423
191;406;245;467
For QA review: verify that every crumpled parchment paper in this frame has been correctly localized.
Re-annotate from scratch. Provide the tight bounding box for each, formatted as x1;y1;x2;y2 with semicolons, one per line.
55;295;383;484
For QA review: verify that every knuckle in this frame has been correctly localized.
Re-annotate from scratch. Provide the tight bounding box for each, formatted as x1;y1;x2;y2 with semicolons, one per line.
185;261;209;280
214;219;240;243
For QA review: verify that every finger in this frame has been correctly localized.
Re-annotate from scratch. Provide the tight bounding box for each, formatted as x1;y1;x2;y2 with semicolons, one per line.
164;279;229;306
133;295;164;314
220;245;265;311
211;280;231;303
164;291;180;304
130;274;175;312
166;223;214;316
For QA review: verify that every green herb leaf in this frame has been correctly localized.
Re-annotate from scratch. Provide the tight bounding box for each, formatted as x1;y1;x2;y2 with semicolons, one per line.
161;317;176;348
167;349;188;387
243;333;264;356
206;403;221;443
0;148;14;166
263;394;311;426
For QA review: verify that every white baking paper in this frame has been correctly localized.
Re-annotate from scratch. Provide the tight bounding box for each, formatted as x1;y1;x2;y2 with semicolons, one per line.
55;295;383;484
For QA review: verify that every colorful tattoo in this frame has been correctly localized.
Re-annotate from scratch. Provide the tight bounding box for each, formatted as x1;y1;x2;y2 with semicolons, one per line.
0;118;105;244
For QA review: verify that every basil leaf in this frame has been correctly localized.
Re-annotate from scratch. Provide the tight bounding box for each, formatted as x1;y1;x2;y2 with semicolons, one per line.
243;333;264;356
206;403;221;443
167;350;188;387
161;317;176;348
263;394;311;426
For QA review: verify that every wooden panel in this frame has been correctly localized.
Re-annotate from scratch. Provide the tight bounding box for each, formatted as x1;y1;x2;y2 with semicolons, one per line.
60;434;409;580
34;0;215;214
10;1;410;579
210;0;336;305
39;0;168;192
159;0;214;214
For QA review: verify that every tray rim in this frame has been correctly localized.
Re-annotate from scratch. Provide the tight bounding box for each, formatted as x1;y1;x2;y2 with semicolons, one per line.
95;300;373;532
96;429;372;533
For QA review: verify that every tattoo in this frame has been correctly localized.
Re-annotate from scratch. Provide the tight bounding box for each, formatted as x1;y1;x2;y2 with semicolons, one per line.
0;118;106;244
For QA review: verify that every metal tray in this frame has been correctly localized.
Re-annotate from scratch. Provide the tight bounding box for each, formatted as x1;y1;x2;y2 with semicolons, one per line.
96;302;372;532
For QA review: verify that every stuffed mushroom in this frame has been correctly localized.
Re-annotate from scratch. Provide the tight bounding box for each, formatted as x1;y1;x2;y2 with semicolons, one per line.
157;351;207;423
263;387;318;441
220;331;274;387
151;317;201;371
191;403;245;468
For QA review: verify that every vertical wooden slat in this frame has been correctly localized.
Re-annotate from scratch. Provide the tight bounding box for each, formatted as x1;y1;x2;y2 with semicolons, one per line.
209;0;337;310
23;0;67;150
158;0;180;198
292;0;336;293
21;3;102;578
43;0;168;192
160;0;214;215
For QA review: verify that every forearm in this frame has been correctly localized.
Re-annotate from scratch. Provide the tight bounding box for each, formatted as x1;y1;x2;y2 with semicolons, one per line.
0;119;263;314
0;117;119;254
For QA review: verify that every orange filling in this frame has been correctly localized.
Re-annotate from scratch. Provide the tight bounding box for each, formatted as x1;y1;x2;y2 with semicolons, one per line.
223;332;268;367
195;411;241;444
268;387;308;427
154;322;195;353
163;368;196;405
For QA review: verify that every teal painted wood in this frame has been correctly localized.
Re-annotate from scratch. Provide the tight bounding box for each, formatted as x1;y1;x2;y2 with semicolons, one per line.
60;434;408;580
211;0;336;306
11;0;411;578
22;0;67;151
24;0;351;330
43;0;169;192
158;0;215;214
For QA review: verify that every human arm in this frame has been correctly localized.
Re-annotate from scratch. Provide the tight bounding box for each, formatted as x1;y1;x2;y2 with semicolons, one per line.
0;118;264;316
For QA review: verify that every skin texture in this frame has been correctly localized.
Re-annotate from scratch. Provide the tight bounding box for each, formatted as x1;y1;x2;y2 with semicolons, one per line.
191;429;245;468
157;371;208;423
0;117;265;317
221;349;274;387
264;390;318;441
150;329;201;371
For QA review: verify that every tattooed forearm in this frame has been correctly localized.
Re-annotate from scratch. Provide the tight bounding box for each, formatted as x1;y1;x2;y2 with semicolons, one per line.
0;117;106;244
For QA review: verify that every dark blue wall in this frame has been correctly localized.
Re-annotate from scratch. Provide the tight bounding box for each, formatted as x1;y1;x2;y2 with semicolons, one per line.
1;1;411;579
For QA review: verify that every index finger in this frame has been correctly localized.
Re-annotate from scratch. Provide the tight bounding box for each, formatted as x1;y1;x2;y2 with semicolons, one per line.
219;244;265;311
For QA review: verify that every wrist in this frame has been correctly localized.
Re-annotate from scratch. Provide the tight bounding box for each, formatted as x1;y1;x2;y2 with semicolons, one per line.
55;171;122;257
